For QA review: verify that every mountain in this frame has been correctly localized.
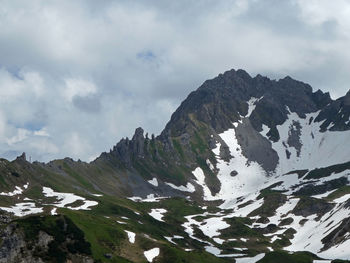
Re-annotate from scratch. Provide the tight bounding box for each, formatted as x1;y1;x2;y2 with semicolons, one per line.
0;69;350;263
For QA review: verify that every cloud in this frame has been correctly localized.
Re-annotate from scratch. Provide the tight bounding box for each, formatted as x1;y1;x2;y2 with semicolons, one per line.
0;0;349;162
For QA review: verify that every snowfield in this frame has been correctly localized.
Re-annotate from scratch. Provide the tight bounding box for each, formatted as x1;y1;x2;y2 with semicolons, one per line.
184;106;350;260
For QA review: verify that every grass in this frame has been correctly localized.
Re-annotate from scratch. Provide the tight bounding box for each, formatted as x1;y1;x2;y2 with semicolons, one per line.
250;193;287;217
172;138;185;160
258;182;285;199
257;250;318;263
304;161;350;179
325;185;350;201
16;215;92;263
61;209;125;262
61;162;95;191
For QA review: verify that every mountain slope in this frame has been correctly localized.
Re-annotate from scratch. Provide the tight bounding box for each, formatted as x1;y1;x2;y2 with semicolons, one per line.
0;69;350;262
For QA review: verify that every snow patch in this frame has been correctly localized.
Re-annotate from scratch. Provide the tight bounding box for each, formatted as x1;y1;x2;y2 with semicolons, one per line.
144;248;160;262
245;97;262;117
165;182;195;193
127;194;168;203
149;208;167;222
235;253;265;263
0;183;28;196
148;178;158;187
125;230;136;243
42;187;98;210
0;202;43;217
192;167;215;200
51;208;57;215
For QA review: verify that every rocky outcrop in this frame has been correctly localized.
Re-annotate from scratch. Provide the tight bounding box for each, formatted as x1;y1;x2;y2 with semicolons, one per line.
0;216;93;263
315;88;350;131
321;217;350;251
292;197;335;218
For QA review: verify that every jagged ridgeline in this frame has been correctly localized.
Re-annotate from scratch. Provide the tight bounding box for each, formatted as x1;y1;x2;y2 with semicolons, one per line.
1;69;350;263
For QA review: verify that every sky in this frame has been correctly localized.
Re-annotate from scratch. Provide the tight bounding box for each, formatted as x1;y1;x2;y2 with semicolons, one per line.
0;0;350;162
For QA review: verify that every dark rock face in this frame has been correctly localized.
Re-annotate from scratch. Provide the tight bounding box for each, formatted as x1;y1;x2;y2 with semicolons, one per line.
315;89;350;131
321;217;350;251
235;118;278;172
0;216;93;263
161;69;332;139
292;197;335;218
293;177;349;196
105;127;146;167
287;121;302;157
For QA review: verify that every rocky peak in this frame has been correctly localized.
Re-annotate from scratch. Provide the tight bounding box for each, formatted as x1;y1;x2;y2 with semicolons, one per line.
344;89;350;105
99;127;147;167
131;127;145;158
161;69;333;139
16;152;27;162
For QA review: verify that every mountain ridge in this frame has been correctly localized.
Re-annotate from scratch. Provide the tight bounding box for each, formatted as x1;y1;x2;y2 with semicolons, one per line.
1;68;350;262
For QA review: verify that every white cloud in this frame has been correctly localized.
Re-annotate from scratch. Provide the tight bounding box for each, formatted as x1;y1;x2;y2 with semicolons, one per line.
0;0;349;162
63;78;97;102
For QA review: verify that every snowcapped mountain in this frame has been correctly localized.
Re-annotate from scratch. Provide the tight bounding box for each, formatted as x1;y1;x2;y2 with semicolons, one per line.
0;69;350;263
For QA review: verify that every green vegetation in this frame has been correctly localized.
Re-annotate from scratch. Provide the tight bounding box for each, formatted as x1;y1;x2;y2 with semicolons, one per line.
257;251;318;263
304;161;350;180
221;217;260;238
16;215;91;263
172;138;185;160
258;182;285;199
250;193;287;217
285;169;309;179
325;185;350;201
61;162;95;191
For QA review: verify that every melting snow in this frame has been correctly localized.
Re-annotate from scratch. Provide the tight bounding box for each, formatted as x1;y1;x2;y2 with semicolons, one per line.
148;178;158;187
127;194;168;202
333;193;350;203
245;97;262;117
0;186;98;217
206;159;215;171
144;248;160;262
0;202;43;217
51;207;57;215
192;167;215;200
164;236;177;245
198;216;230;238
213;237;225;244
165;182;195;192
285;200;350;260
235;253;265;263
125;230;136;243
260;111;350;174
149;208;167;222
42;187;98;210
205;245;221;256
0;183;28;196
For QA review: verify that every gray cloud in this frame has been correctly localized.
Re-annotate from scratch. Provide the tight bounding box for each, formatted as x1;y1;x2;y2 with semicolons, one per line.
0;0;349;162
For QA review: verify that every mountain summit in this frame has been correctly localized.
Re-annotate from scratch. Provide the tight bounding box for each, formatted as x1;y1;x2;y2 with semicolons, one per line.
1;69;350;262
